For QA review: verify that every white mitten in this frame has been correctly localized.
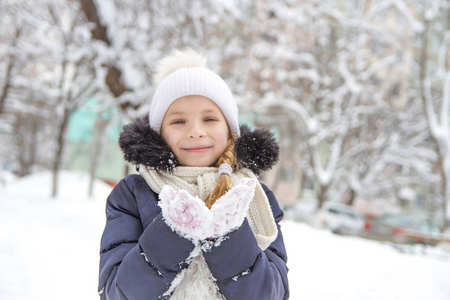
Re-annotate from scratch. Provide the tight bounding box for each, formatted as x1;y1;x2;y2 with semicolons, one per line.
159;185;213;242
210;178;257;238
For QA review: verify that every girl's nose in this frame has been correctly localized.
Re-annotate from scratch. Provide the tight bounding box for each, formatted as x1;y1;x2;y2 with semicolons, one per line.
187;123;205;139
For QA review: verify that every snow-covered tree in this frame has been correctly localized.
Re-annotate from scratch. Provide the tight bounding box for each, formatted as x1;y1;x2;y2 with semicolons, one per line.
230;0;440;215
0;1;57;176
34;0;101;197
0;1;101;195
78;0;238;120
0;5;22;115
411;1;450;228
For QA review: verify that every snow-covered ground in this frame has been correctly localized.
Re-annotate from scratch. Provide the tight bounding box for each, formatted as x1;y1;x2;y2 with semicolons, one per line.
1;171;449;300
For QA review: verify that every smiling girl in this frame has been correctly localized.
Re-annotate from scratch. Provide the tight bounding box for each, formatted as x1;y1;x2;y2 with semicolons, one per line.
98;49;289;299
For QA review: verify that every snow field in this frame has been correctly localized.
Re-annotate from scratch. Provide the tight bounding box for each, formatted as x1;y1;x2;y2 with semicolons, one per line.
1;171;449;299
283;220;450;299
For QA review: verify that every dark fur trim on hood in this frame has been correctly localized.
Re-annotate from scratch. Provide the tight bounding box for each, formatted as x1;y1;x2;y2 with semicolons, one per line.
119;117;179;172
235;125;279;175
119;117;279;175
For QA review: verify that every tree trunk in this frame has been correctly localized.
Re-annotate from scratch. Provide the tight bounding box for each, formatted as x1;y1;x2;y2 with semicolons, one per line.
14;114;27;176
28;116;38;171
344;189;356;206
51;109;70;197
442;158;449;230
317;184;329;210
78;0;138;112
418;20;449;230
88;115;108;197
0;24;22;115
0;59;14;115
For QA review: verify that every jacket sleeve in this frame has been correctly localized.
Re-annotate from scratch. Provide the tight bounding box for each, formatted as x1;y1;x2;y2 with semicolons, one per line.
202;183;290;299
98;175;196;300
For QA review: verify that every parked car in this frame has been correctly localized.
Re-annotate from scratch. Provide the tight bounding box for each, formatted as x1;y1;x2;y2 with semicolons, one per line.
282;200;318;224
362;214;442;245
317;202;367;235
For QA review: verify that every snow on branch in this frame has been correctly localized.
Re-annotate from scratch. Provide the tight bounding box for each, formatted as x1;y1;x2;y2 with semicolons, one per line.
424;77;445;139
261;97;314;133
392;0;424;32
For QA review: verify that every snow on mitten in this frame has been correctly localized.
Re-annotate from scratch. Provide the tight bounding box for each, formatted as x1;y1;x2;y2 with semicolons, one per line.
210;178;257;238
159;185;213;242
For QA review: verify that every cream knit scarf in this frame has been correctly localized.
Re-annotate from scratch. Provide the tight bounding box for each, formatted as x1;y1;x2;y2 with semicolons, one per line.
139;165;278;299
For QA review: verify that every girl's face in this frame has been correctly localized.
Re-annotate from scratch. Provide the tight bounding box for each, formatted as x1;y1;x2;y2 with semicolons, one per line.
161;95;231;167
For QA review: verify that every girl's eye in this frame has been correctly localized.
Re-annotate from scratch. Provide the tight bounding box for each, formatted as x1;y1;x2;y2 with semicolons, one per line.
172;120;185;124
204;117;216;122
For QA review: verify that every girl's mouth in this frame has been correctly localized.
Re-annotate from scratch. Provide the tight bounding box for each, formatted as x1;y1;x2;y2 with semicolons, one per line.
183;146;212;153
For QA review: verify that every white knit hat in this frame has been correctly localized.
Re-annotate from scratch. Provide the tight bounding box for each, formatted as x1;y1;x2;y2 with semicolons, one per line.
149;49;240;139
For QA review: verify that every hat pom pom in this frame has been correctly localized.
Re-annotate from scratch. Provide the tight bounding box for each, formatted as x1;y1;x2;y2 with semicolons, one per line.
153;48;207;86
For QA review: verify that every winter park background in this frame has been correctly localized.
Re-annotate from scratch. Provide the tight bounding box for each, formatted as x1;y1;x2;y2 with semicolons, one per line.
2;1;450;299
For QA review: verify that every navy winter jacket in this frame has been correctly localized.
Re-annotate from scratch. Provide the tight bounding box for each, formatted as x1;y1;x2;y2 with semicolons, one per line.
98;174;289;299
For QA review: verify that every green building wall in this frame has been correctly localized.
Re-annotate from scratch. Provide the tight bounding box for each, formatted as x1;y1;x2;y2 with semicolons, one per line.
66;98;124;183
